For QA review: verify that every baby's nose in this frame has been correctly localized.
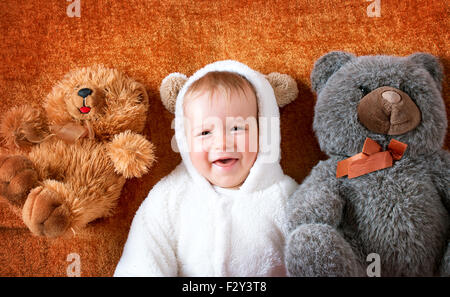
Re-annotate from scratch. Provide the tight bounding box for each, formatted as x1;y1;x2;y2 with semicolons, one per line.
214;133;234;152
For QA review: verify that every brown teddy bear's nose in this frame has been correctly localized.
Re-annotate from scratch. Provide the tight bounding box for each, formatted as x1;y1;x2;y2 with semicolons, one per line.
357;86;421;135
78;88;92;98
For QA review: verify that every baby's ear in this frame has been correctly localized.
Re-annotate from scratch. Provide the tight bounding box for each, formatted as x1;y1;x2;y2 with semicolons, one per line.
265;73;299;107
160;73;188;113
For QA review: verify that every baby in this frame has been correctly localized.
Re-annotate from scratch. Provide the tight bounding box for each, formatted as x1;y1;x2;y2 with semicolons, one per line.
183;71;259;190
114;60;298;276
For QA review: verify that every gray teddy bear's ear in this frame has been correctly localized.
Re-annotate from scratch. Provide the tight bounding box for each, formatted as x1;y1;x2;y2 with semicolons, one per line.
408;53;443;90
160;73;188;113
311;51;355;93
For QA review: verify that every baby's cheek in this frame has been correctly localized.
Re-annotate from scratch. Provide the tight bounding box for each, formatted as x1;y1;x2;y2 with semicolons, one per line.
189;137;208;153
243;131;258;153
189;151;210;171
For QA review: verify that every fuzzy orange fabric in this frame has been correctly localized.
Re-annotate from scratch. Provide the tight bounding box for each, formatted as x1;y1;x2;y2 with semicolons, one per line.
0;0;448;276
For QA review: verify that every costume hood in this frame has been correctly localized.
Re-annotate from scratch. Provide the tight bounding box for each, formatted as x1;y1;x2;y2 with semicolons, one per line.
160;60;298;193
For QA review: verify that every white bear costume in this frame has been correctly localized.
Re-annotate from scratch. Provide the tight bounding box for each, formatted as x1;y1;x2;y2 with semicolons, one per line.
114;60;298;277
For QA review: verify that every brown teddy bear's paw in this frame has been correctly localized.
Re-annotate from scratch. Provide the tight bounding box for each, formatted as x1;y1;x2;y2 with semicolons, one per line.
0;106;49;151
22;186;70;237
108;131;156;178
0;155;38;207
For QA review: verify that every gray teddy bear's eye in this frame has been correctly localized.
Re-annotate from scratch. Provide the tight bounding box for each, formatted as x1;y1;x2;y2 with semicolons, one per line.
399;84;410;96
358;86;371;96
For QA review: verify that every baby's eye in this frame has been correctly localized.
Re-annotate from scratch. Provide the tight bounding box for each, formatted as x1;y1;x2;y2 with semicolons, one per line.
200;130;211;136
231;126;245;132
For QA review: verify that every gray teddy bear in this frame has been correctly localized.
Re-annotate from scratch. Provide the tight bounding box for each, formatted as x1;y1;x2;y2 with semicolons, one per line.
286;51;450;277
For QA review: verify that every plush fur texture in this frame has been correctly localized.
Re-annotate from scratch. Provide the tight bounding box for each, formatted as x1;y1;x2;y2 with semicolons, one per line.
265;73;299;108
114;60;298;276
159;73;188;113
0;65;155;238
286;52;450;277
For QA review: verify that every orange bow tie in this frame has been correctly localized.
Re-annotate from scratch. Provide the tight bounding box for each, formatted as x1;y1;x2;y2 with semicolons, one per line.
336;137;408;179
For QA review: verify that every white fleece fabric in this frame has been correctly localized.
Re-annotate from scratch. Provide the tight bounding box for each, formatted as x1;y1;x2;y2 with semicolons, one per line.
114;60;298;277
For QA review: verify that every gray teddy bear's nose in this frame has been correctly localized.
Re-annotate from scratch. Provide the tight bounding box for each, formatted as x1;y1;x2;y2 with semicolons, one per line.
78;88;93;98
381;90;402;104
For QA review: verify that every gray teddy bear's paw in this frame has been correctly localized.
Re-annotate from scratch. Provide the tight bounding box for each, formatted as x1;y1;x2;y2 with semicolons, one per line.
286;223;364;277
441;243;450;276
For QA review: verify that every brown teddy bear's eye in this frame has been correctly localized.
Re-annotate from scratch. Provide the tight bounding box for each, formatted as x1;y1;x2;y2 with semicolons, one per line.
137;93;144;103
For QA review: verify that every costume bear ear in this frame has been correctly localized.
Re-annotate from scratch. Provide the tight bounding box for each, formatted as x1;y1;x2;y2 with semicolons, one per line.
408;53;443;90
265;72;299;107
311;51;355;94
160;73;188;113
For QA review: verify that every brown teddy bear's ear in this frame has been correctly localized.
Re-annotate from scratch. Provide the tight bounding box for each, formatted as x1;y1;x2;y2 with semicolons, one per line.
265;72;299;107
160;73;188;113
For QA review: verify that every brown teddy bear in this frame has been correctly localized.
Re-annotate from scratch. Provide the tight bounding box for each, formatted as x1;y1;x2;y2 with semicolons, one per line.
0;65;155;238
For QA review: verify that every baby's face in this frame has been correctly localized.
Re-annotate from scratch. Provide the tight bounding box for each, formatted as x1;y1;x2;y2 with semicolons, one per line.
184;86;258;189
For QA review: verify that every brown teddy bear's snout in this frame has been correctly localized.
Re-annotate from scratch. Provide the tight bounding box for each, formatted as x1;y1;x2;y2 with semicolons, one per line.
78;88;93;114
66;86;106;119
357;86;421;135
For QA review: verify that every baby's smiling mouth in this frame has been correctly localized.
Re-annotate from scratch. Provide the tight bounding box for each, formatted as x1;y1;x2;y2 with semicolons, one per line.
212;158;238;168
